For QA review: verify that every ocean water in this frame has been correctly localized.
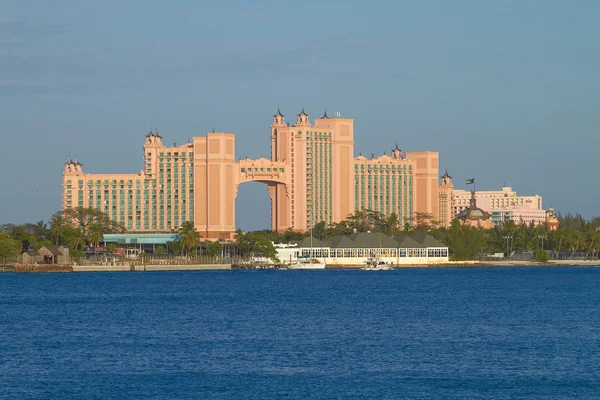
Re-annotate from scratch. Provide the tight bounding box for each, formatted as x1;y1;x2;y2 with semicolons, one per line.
1;267;600;399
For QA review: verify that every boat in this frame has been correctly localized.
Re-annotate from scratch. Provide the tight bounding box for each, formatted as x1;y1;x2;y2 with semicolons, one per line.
361;234;394;270
362;257;394;271
288;256;326;270
288;218;326;270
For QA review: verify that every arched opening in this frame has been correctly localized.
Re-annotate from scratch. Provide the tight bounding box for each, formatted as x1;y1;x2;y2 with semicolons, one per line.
235;182;272;232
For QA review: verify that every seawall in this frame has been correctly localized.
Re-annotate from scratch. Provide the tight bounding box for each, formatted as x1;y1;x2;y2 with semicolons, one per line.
72;264;231;272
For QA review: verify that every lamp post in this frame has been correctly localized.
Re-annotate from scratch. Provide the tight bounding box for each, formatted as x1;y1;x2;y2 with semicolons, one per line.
538;235;547;251
503;235;512;259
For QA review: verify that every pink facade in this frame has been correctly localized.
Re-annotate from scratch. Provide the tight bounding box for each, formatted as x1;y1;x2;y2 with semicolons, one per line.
405;151;440;222
452;187;547;227
63;108;440;238
438;171;454;228
354;146;416;228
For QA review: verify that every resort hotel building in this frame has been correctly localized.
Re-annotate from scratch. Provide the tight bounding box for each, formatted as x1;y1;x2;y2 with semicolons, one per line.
62;108;441;238
436;174;555;228
453;186;548;226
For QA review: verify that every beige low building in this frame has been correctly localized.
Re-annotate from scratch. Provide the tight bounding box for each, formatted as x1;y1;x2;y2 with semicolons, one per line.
20;246;71;264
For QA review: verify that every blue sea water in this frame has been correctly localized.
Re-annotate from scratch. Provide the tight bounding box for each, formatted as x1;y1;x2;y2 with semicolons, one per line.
2;267;600;399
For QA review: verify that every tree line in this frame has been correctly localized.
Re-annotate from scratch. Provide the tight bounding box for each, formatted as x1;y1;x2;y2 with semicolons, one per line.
1;208;599;262
0;208;125;258
243;210;600;262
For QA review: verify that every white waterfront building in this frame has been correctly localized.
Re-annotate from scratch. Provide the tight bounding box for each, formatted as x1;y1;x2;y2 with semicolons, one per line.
275;232;449;266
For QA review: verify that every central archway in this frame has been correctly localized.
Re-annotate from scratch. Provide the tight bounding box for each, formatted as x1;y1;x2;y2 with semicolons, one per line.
235;182;271;232
237;157;290;234
192;134;291;240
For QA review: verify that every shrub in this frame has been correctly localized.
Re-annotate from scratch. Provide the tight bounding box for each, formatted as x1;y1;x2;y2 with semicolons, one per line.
534;248;549;263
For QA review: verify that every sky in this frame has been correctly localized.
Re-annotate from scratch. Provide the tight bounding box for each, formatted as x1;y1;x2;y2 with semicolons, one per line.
1;0;599;231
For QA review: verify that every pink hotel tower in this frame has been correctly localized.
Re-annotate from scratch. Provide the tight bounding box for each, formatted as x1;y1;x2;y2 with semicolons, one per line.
62;108;440;239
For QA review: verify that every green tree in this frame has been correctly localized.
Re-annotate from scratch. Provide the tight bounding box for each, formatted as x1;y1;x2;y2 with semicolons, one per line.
34;220;50;242
282;228;305;243
0;232;22;258
443;220;487;261
61;207;126;236
88;224;104;253
411;212;438;234
386;212;399;236
50;213;68;245
154;245;167;254
166;240;181;255
86;224;104;251
549;227;567;259
235;231;277;260
35;240;53;250
566;230;585;258
558;212;587;231
66;228;86;251
346;209;369;232
325;220;353;238
4;224;34;251
105;243;117;254
584;227;600;259
463;227;487;260
534;247;549;263
178;221;201;255
312;221;327;241
204;241;223;257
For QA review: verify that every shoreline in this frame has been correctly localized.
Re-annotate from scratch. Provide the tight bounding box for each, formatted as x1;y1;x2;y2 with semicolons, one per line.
2;260;599;272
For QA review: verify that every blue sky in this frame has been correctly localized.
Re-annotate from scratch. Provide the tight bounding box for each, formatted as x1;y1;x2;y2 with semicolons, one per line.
1;0;599;230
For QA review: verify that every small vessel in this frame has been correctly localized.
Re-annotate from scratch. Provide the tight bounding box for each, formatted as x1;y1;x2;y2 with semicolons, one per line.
288;256;326;270
362;257;394;271
288;218;326;270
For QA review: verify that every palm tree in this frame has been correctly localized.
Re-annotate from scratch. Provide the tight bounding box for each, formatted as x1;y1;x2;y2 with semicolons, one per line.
34;220;50;241
550;227;567;259
584;228;600;259
565;230;584;259
386;212;399;236
178;221;201;256
50;214;68;245
87;224;104;254
67;229;86;251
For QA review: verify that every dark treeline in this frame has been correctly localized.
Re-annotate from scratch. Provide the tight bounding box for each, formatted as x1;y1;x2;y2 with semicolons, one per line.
2;208;599;261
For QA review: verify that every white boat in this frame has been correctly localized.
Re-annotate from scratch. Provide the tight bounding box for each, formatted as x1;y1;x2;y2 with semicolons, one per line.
362;257;394;271
288;258;326;270
288;216;326;270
